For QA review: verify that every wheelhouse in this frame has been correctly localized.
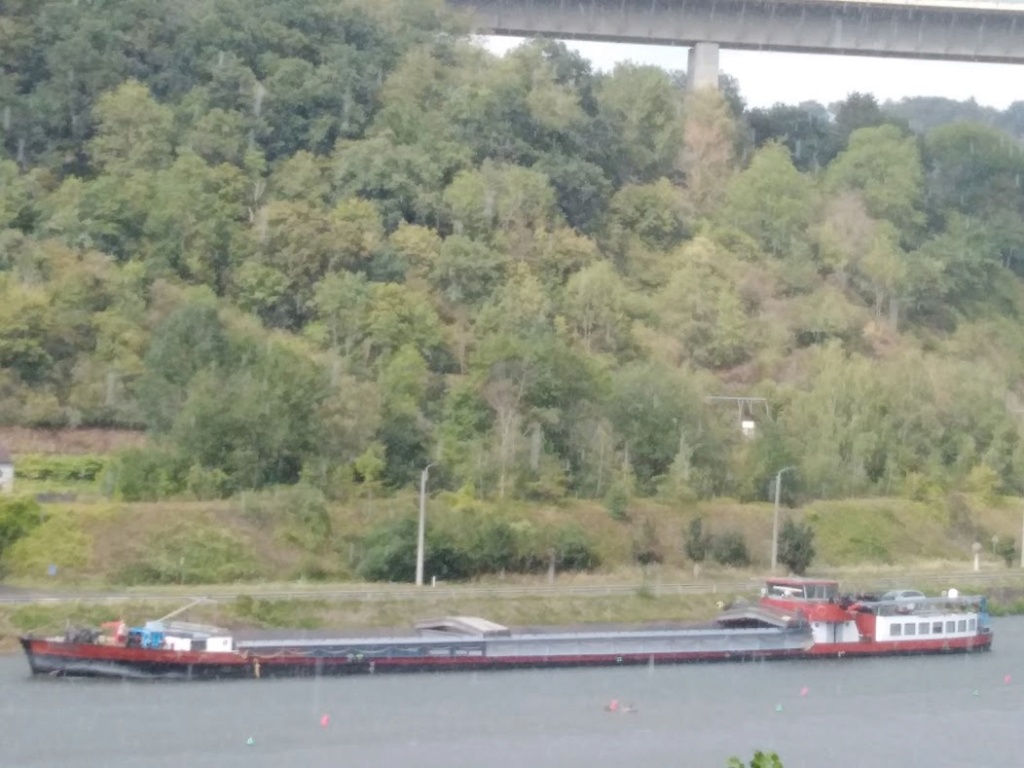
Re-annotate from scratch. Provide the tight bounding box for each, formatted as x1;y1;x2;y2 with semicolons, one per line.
762;578;840;602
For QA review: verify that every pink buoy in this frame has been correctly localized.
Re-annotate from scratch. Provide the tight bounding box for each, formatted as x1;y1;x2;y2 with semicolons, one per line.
800;686;809;697
1005;675;1012;685
605;699;619;712
320;714;330;727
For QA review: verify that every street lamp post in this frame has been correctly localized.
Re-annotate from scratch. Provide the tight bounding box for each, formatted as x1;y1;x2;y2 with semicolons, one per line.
415;463;434;587
771;466;796;574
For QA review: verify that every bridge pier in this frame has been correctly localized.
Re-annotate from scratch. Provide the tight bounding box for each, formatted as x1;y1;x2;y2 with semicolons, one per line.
687;42;719;91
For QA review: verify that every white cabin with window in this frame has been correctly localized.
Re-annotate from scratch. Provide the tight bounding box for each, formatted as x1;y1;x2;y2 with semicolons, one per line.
0;444;13;494
877;613;978;641
758;577;991;651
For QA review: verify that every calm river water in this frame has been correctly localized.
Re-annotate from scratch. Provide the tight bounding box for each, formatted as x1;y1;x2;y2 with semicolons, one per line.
4;618;1024;768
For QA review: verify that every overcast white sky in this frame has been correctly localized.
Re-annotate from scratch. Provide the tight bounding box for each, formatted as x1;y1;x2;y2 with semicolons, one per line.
483;37;1024;110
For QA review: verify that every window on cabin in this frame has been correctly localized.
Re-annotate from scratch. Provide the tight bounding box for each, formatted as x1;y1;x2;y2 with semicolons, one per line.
968;619;976;631
768;584;807;598
919;622;929;635
816;584;838;600
946;621;955;633
793;583;839;600
905;623;916;636
957;620;967;632
932;622;943;634
890;623;902;637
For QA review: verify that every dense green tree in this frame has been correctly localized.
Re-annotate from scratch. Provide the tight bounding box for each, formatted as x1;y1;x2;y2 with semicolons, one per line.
443;161;559;263
778;518;816;575
40;173;155;262
595;63;682;182
717;143;816;259
143;151;249;291
332;134;446;229
307;271;371;356
924;123;1024;275
430;234;506;307
562;261;633;356
0;283;60;385
136;298;230;433
603;179;689;284
88;80;174;175
831;92;907;157
170;336;325;490
747;103;834;171
657;237;751;368
0;496;43;563
606;361;702;492
825;125;925;242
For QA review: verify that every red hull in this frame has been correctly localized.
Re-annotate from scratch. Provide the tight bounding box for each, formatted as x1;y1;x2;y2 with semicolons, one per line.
20;637;811;679
807;631;993;658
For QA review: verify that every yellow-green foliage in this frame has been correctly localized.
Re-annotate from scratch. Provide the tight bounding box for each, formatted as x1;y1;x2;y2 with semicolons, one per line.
15;454;106;483
805;499;955;565
964;465;1002;507
8;603;129;633
4;491;1024;587
232;596;327;628
3;508;92;579
113;523;263;585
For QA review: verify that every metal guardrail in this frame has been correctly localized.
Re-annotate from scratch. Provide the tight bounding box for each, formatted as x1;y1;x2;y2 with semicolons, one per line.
0;582;735;605
2;569;1024;606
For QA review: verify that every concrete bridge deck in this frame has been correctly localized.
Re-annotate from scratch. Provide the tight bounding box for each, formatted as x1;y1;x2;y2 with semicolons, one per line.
450;0;1024;88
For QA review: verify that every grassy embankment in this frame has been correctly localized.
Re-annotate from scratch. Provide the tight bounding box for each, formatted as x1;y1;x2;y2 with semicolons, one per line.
5;487;1023;587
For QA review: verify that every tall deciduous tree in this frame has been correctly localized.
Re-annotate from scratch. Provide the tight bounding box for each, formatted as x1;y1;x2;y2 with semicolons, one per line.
89;80;174;176
825;124;924;243
596;63;682;182
718;143;816;260
170;336;325;491
679;89;737;213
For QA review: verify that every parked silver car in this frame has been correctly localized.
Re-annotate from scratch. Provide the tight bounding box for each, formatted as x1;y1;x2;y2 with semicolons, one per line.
880;589;926;601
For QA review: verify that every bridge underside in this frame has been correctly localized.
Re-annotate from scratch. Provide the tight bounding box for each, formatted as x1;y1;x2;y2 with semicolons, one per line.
452;0;1024;68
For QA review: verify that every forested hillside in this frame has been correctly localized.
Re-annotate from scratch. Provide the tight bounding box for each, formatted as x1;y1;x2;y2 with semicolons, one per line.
3;0;1024;512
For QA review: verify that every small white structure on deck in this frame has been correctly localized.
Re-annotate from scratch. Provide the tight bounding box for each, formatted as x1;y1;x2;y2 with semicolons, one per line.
0;444;13;494
415;616;512;638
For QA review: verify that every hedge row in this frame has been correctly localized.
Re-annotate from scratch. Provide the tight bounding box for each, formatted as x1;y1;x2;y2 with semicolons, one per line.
14;454;106;482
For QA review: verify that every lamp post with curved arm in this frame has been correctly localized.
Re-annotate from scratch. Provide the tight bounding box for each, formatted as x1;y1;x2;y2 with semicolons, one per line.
771;466;797;574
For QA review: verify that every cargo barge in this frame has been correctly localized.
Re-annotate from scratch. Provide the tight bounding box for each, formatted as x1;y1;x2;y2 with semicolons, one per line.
19;577;992;680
